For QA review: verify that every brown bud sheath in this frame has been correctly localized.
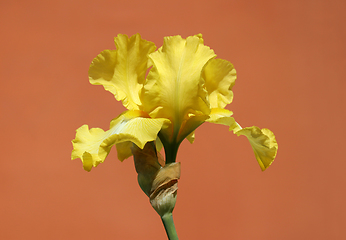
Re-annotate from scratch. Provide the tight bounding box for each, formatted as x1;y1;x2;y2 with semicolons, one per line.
150;162;180;216
131;142;161;196
131;142;181;216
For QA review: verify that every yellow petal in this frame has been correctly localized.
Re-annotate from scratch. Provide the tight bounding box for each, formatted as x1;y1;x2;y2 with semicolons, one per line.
115;136;164;162
141;34;215;143
155;137;164;152
71;126;109;171
115;141;133;161
235;127;278;171
175;114;209;143
206;108;241;131
186;131;195;143
186;108;238;144
206;110;277;171
71;110;168;171
89;34;156;110
202;59;237;109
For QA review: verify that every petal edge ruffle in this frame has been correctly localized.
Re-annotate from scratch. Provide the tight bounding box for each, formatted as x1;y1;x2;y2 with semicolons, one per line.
89;34;156;110
235;126;278;171
203;58;237;109
71;110;169;171
141;34;215;144
206;110;277;171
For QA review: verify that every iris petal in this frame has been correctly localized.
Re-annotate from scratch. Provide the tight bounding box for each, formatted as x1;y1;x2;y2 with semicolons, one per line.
203;59;237;109
71;110;168;171
141;34;215;143
207;109;277;171
186;131;195;144
89;34;156;110
206;108;239;130
115;141;133;161
235;127;278;171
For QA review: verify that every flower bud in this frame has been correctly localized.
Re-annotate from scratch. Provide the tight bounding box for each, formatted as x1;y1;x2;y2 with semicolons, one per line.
131;142;161;196
149;162;180;216
131;142;181;216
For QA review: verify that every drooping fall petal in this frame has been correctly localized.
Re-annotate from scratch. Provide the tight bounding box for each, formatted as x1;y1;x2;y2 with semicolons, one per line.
141;34;215;144
115;141;133;161
71;110;168;171
235;127;278;171
89;34;156;110
115;137;164;162
206;108;239;130
206;109;277;171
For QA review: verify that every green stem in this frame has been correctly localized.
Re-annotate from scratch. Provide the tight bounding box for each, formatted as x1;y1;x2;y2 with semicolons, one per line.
164;141;180;164
158;132;181;164
161;213;179;240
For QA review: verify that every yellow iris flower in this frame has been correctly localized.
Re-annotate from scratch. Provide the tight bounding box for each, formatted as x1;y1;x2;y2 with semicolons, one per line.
71;33;278;172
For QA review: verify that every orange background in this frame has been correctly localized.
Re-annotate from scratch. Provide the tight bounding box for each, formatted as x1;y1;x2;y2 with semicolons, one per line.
1;0;345;239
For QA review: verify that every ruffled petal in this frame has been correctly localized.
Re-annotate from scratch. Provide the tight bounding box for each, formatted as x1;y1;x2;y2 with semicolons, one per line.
206;108;241;131
141;34;215;143
71;110;168;171
186;108;238;144
235;127;278;171
89;34;156;110
206;109;277;170
71;126;109;171
202;59;237;109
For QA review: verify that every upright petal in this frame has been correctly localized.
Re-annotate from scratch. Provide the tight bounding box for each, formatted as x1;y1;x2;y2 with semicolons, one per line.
71;110;169;171
142;34;216;143
202;59;237;109
89;34;156;110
